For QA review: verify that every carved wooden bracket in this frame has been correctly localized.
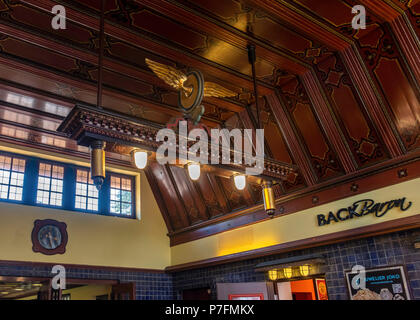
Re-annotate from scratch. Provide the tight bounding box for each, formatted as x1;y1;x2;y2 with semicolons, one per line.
58;105;298;182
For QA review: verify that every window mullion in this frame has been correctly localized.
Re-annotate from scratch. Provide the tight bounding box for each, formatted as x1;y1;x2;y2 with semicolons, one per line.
23;159;38;205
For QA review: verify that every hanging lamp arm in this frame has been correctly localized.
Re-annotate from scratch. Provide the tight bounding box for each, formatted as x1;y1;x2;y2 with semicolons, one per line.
247;44;261;130
97;0;105;109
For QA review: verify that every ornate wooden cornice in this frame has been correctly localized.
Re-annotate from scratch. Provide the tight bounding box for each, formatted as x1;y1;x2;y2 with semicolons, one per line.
57;104;298;182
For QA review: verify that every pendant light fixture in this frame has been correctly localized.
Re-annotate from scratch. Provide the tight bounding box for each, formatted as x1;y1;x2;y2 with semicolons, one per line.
132;149;149;170
268;269;278;281
262;180;276;218
90;0;106;191
186;162;201;181
248;44;277;218
232;174;246;190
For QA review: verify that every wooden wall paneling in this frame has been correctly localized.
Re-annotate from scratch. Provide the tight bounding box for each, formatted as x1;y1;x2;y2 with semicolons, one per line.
341;45;404;158
312;53;391;167
301;70;357;173
357;24;420;151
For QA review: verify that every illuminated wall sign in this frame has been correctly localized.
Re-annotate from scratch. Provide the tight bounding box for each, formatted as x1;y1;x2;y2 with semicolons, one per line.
317;198;412;226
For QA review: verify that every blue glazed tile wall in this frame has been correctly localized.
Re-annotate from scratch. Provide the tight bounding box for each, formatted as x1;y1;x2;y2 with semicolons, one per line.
0;264;174;300
1;228;419;300
172;228;420;300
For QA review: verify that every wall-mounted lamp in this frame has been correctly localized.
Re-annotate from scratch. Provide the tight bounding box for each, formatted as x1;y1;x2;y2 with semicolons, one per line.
268;269;278;281
90;140;106;190
299;265;310;277
186;162;201;181
283;267;293;279
262;181;276;218
232;174;246;191
131;149;149;170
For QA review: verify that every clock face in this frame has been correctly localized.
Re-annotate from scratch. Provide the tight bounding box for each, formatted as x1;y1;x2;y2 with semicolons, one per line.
37;225;62;250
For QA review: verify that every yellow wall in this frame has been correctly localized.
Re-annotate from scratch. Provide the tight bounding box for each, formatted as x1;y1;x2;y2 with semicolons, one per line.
0;142;170;270
1;141;419;270
170;178;420;265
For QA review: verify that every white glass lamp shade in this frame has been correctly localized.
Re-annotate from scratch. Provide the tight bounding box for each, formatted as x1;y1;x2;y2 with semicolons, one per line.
234;175;246;190
187;163;201;181
133;150;148;169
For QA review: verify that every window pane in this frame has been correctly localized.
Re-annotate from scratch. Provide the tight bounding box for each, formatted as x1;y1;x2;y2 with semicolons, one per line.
111;176;120;188
36;163;63;207
110;201;120;214
75;169;99;212
109;175;133;217
0;155;25;202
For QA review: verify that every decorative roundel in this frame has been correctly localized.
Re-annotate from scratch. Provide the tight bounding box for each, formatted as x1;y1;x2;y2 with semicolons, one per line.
178;70;204;112
31;219;68;255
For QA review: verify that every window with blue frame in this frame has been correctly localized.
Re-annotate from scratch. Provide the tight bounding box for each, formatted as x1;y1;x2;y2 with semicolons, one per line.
75;169;99;211
0;151;135;219
0;155;25;201
110;175;133;216
36;163;64;207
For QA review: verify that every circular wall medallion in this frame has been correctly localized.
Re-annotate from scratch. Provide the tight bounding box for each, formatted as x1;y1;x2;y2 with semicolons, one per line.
178;70;204;112
31;219;68;255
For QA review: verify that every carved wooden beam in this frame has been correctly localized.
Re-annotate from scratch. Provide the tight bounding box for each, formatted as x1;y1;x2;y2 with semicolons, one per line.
340;45;404;158
57;104;298;183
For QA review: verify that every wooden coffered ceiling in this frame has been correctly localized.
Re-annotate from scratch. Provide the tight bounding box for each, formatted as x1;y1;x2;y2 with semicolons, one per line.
0;0;419;245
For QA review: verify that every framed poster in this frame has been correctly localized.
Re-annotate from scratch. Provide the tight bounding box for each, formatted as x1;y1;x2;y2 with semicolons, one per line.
315;278;329;300
228;293;264;300
345;266;411;300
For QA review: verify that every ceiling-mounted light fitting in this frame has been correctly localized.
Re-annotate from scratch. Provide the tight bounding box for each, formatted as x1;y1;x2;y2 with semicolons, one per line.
131;149;149;170
268;269;278;281
232;174;246;191
90;140;106;191
262;180;276;218
299;265;310;277
283;267;293;279
186;162;201;181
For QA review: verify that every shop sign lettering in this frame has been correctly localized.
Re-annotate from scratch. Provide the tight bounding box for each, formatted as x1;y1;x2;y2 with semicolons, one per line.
317;198;412;226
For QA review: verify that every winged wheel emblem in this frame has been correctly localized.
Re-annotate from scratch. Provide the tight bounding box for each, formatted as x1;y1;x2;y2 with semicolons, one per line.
146;58;237;124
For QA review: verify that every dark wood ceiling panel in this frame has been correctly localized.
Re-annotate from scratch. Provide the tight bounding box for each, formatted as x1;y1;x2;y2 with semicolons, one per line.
313;53;390;167
194;173;227;218
358;25;420;151
174;0;326;61
0;0;418;246
147;161;190;230
168;165;210;225
278;76;344;182
290;0;383;40
407;2;420;39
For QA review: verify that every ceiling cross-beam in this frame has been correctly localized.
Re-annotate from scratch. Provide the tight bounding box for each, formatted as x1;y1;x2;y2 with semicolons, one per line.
20;0;275;94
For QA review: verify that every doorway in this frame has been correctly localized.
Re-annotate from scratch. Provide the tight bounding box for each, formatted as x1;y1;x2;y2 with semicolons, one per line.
276;278;328;300
0;276;135;300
